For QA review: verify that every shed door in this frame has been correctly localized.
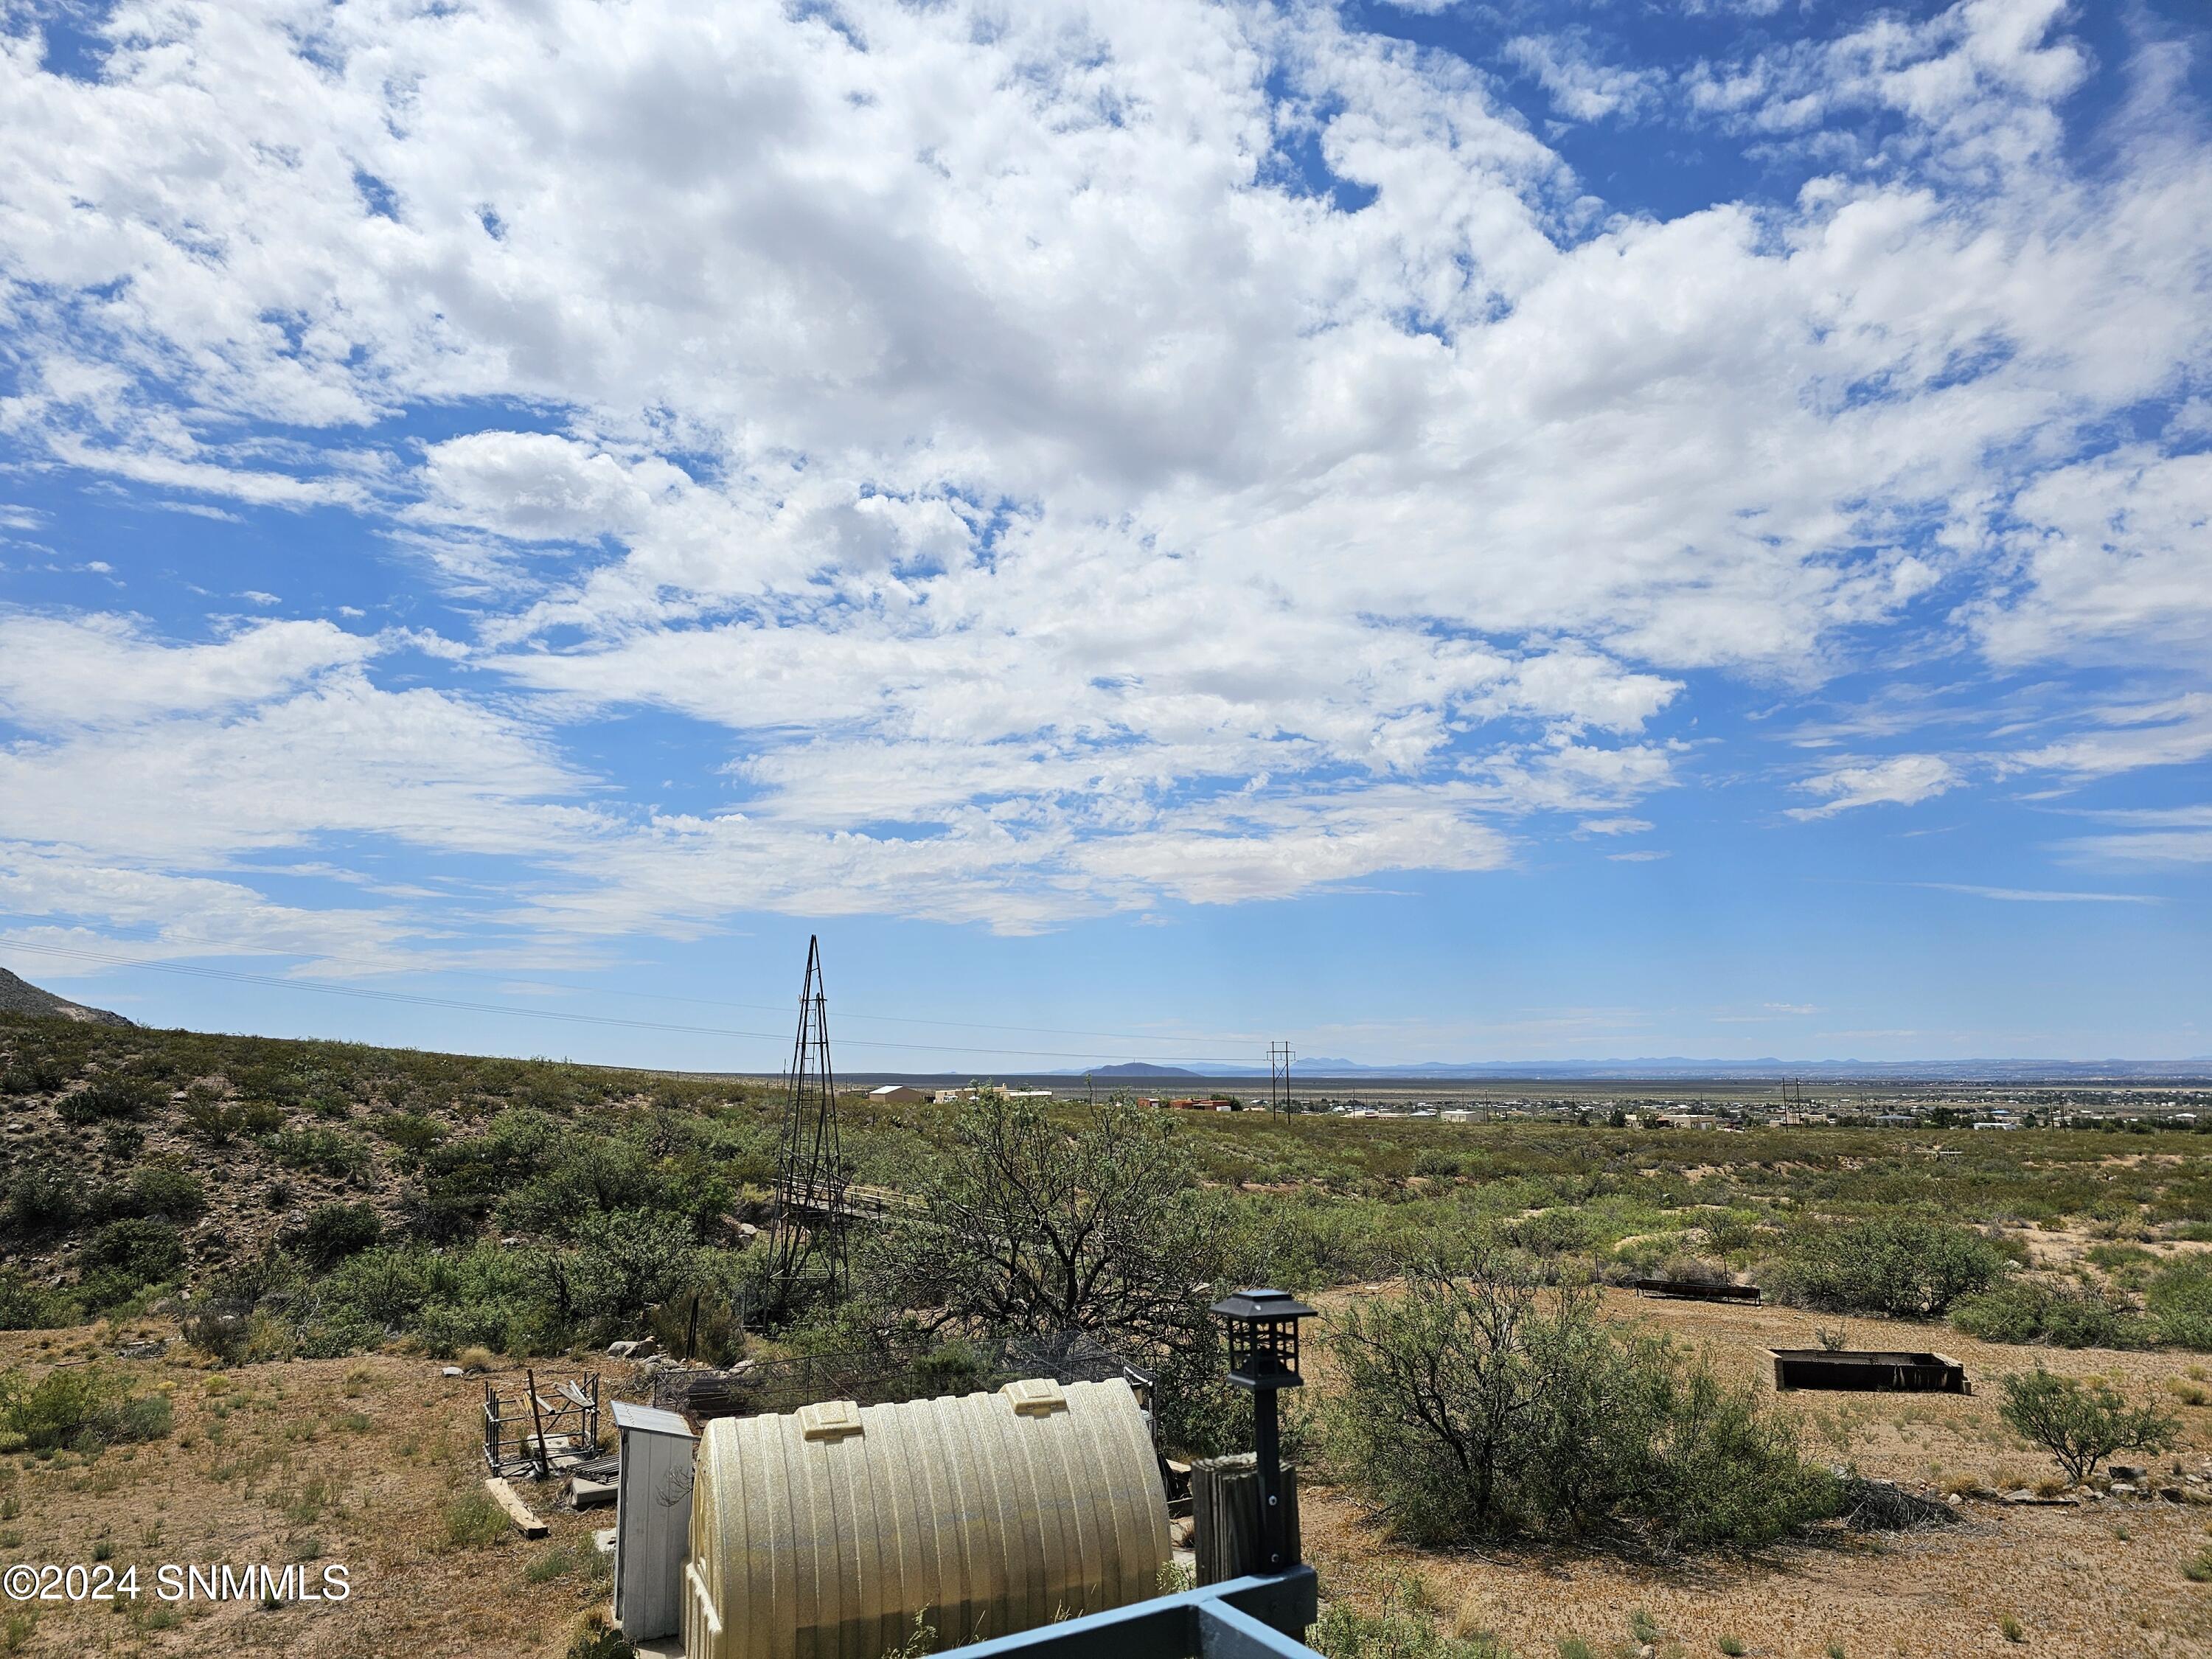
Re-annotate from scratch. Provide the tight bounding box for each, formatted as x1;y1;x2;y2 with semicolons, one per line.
613;1430;644;1625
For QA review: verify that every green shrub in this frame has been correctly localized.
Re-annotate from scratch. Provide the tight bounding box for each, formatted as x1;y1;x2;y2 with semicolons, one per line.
181;1304;255;1365
262;1127;371;1180
317;1246;431;1329
2083;1243;2157;1273
1324;1243;1836;1550
0;1366;174;1451
1953;1279;2149;1349
1630;1360;1840;1551
378;1112;448;1154
4;1168;82;1234
114;1394;173;1441
406;1242;571;1358
1767;1216;2006;1318
1;1054;66;1094
181;1096;244;1145
1502;1209;1591;1257
2146;1258;2212;1351
498;1137;674;1238
563;1208;700;1323
1997;1365;2179;1483
291;1203;384;1268
125;1164;208;1222
565;1626;638;1659
77;1218;185;1309
0;1269;74;1332
58;1077;163;1124
524;1545;576;1585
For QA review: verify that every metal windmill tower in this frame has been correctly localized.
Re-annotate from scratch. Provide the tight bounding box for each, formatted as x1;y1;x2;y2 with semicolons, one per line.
768;935;848;1303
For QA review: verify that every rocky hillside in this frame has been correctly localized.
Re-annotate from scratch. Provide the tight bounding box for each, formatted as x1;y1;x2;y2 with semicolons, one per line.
0;964;133;1026
0;1009;795;1329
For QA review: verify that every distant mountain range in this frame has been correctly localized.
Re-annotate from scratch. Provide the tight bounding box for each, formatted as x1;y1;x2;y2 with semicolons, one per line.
0;967;133;1027
1042;1055;2212;1082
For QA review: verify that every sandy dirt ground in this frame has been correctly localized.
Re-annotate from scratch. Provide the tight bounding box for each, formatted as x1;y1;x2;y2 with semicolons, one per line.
0;1322;620;1659
5;1294;2211;1658
1303;1287;2212;1658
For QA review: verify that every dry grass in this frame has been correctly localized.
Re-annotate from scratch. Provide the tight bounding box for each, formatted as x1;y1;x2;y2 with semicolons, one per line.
8;1291;2212;1657
0;1325;616;1658
1302;1289;2212;1658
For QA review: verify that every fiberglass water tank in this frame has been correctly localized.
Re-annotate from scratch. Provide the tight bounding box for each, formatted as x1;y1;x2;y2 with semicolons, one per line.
681;1375;1169;1659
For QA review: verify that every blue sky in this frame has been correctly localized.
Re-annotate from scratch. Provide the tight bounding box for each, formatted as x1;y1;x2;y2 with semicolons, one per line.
1;0;2208;1069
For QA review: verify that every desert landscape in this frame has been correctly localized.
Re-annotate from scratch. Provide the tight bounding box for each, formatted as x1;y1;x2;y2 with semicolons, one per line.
7;1006;2212;1657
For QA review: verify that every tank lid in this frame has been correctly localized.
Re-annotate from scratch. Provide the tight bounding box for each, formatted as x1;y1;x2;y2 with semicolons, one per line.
798;1399;866;1441
1001;1378;1069;1416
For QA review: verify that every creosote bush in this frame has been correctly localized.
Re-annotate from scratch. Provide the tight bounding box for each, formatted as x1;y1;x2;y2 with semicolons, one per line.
1952;1279;2149;1349
76;1218;185;1310
290;1202;384;1268
2146;1258;2212;1351
58;1077;164;1124
1766;1215;2007;1319
1324;1242;1837;1551
4;1169;83;1234
0;1270;74;1333
0;1366;173;1452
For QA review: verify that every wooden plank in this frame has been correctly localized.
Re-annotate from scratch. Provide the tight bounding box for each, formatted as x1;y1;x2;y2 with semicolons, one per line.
484;1475;550;1538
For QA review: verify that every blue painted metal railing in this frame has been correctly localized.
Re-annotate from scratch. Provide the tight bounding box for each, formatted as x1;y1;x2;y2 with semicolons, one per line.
937;1568;1322;1659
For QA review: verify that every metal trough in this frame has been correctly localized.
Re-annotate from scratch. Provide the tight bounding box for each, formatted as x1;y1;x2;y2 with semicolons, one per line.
1633;1279;1761;1304
1769;1349;1969;1394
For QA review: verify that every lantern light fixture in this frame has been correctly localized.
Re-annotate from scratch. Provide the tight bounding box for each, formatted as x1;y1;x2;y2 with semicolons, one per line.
1208;1289;1316;1391
1208;1287;1317;1576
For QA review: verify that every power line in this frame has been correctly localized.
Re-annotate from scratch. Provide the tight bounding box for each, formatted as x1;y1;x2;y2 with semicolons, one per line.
0;939;1281;1069
0;912;1270;1051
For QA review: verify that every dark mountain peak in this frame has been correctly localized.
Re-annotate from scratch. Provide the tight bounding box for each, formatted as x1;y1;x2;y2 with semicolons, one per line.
0;966;135;1028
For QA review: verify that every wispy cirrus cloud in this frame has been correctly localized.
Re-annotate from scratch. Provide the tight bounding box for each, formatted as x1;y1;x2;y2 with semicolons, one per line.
1911;882;2162;904
1789;755;1962;819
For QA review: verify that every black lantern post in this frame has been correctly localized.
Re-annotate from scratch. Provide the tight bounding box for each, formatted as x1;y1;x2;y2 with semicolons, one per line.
1208;1287;1316;1573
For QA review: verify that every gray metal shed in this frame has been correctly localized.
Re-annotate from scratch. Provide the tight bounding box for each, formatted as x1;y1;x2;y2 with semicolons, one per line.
611;1399;699;1641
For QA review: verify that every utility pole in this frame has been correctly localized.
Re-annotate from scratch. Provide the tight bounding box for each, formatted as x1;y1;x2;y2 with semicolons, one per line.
1268;1041;1293;1119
